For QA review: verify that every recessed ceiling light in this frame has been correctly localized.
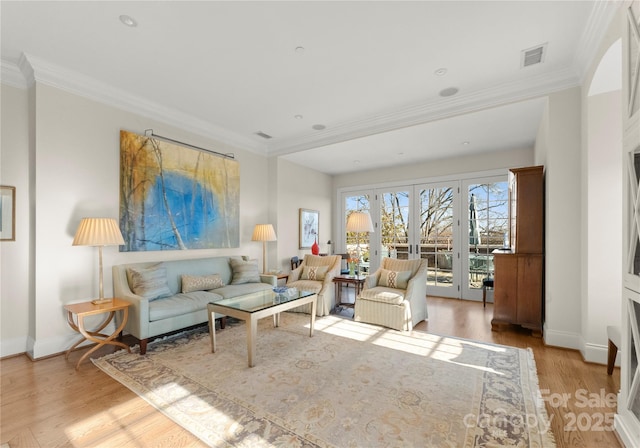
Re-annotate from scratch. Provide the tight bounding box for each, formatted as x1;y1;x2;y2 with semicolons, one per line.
295;46;305;55
462;141;470;146
294;114;303;120
439;87;459;97
397;152;405;156
312;124;326;131
434;68;447;76
119;15;138;27
354;160;361;164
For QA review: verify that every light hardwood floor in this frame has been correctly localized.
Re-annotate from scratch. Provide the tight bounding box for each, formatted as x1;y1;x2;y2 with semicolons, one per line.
1;296;622;448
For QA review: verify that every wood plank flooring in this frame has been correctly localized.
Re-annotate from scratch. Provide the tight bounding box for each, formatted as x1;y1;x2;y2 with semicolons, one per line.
1;296;622;447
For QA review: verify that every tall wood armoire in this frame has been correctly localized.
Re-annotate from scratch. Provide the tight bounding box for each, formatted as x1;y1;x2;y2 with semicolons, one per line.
491;165;544;337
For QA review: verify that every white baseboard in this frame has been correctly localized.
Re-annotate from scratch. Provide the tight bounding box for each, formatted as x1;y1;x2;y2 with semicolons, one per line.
615;413;640;447
543;325;582;350
584;341;619;366
30;333;92;359
0;336;28;358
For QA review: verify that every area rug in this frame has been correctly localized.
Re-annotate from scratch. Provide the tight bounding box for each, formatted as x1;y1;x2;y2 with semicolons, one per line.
93;313;556;447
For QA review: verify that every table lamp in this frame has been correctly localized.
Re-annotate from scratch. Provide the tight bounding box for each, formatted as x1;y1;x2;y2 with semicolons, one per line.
346;211;374;275
252;224;277;274
73;218;125;305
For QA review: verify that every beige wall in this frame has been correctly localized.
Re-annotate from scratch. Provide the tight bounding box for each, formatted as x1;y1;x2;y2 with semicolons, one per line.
333;147;533;190
542;87;584;349
1;82;281;358
1;84;31;356
274;158;333;272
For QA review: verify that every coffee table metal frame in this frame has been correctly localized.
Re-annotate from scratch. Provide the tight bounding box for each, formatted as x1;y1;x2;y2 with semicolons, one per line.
207;290;317;367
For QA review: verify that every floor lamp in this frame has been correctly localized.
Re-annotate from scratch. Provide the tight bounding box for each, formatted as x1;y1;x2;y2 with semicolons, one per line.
346;211;374;275
73;218;125;305
252;224;277;274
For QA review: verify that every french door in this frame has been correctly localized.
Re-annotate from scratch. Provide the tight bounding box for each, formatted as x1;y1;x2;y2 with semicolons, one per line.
341;175;507;301
414;182;460;298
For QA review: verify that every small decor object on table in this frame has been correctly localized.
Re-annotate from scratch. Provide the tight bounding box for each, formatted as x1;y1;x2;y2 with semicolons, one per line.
64;298;131;369
347;257;359;276
311;238;320;255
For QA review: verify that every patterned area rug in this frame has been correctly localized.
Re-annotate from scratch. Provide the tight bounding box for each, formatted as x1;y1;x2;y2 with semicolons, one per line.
94;313;556;447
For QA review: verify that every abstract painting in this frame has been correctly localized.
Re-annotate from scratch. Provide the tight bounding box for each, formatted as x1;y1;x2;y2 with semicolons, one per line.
119;130;240;251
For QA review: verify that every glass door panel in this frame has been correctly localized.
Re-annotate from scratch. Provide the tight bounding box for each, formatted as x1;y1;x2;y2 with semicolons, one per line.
379;189;411;265
345;193;372;275
417;183;459;298
463;180;509;301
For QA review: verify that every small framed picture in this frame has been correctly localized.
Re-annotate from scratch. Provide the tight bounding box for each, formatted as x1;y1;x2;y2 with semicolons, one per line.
299;208;319;249
0;186;15;241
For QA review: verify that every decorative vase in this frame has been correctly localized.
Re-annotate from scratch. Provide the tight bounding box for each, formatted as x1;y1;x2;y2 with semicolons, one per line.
311;239;320;255
349;263;355;276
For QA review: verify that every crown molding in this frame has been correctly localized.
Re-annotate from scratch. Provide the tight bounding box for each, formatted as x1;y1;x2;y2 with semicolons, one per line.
267;67;581;156
1;59;28;89
13;53;266;155
573;0;622;83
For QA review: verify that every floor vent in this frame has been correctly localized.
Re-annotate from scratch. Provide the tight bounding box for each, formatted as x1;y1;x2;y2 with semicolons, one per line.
521;44;547;68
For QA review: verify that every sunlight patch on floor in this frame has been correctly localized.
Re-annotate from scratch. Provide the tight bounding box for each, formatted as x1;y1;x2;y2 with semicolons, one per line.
308;314;510;375
313;315;383;341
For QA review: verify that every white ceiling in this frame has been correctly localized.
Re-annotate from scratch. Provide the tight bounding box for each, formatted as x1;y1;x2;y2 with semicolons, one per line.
1;1;617;175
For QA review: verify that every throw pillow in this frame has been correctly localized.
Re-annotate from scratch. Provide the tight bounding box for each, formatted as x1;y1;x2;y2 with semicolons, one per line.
378;268;411;290
301;265;329;281
230;258;261;284
126;264;172;301
181;274;224;293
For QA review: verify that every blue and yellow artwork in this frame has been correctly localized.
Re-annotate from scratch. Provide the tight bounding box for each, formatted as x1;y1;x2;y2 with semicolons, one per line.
119;130;240;251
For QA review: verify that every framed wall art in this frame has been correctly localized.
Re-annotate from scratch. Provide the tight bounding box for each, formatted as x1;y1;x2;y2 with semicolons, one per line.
0;186;16;241
299;208;319;249
119;130;240;252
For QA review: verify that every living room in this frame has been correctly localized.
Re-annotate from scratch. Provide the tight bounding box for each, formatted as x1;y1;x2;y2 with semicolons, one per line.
1;1;637;446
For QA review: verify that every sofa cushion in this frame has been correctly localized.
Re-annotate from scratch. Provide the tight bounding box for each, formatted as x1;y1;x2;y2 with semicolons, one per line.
377;269;411;290
149;291;223;322
181;274;224;293
301;265;329;281
359;286;406;305
127;263;172;301
230;258;261;284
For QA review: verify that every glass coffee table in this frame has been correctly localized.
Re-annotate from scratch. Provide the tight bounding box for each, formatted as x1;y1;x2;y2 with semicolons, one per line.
207;289;317;367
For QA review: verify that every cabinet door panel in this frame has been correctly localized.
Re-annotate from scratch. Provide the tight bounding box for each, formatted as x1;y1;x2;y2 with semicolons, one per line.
516;255;543;328
493;254;517;322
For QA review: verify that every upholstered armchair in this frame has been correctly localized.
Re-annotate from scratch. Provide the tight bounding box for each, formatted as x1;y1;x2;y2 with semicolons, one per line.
286;254;341;316
354;257;428;331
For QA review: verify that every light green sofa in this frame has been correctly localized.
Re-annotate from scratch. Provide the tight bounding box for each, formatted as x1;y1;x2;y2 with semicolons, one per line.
113;256;276;354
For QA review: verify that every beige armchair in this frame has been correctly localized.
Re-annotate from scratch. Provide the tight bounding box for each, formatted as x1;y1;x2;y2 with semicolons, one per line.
286;254;341;316
354;257;428;331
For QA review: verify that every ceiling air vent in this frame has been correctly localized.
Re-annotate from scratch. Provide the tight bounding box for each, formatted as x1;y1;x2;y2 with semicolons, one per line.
255;131;273;139
521;43;547;68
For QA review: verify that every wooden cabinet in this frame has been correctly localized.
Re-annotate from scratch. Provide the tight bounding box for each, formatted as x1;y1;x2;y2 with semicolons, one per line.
492;166;544;336
509;166;544;253
493;254;543;336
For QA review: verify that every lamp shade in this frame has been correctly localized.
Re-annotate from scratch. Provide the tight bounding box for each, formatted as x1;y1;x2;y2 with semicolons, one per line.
346;212;374;233
251;224;277;242
72;218;125;246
